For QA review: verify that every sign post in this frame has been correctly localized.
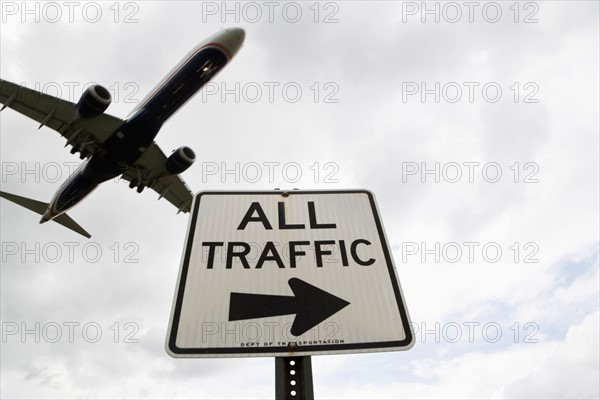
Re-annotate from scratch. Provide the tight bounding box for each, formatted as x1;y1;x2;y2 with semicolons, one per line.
275;356;314;400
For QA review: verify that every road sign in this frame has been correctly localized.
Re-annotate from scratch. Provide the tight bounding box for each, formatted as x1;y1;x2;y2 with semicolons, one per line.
166;190;413;357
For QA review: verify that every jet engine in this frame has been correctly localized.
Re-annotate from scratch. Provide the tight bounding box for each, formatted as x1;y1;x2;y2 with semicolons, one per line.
76;85;112;118
166;146;196;175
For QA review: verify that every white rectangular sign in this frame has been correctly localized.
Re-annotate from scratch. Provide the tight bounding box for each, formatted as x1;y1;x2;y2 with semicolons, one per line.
166;190;413;357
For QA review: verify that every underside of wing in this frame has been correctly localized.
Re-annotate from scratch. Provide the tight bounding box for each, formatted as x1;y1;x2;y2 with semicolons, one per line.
120;143;193;213
0;78;124;159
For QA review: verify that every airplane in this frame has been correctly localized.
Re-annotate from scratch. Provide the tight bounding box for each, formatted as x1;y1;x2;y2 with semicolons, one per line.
0;27;245;238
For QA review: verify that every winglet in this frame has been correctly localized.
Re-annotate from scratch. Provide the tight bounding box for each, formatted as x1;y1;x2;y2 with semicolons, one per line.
0;191;91;238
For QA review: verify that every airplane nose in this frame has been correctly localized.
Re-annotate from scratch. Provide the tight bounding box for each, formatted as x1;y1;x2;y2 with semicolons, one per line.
227;27;245;42
215;27;245;59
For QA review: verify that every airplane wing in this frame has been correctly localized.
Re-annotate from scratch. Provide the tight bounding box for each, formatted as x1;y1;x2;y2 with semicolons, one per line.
0;78;124;158
120;143;193;213
1;79;192;213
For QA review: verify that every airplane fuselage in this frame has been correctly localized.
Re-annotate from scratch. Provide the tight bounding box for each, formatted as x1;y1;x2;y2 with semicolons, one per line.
40;29;243;223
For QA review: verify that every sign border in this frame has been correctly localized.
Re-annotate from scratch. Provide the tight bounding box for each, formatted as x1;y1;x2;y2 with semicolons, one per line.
166;189;413;357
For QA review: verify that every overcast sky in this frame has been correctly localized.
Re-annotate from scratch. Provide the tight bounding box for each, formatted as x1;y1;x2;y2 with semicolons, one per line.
1;1;598;399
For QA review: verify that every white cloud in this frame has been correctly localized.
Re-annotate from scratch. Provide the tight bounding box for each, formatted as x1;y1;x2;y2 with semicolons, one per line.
1;1;598;398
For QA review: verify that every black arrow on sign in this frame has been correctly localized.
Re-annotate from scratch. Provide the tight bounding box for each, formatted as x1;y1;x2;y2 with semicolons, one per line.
228;278;350;336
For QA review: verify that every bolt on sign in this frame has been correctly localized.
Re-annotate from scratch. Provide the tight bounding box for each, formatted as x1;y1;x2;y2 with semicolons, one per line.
166;190;413;357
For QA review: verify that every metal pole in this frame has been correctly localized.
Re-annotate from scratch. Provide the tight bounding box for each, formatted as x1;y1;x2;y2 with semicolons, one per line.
275;356;314;400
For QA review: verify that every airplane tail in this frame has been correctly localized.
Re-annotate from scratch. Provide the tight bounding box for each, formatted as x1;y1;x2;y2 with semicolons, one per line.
0;191;91;238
